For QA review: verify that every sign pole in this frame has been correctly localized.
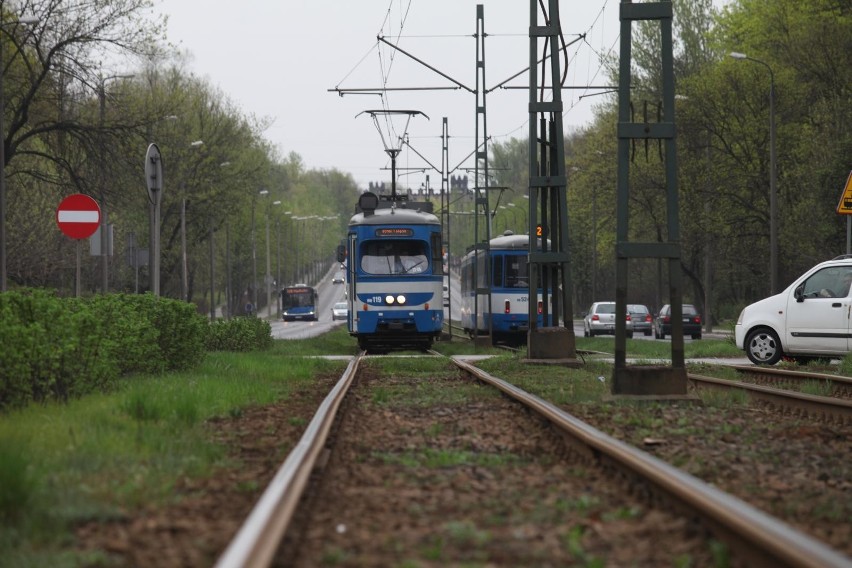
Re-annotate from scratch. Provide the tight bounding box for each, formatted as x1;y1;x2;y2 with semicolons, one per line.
76;240;82;297
56;193;101;297
834;171;852;255
145;144;163;297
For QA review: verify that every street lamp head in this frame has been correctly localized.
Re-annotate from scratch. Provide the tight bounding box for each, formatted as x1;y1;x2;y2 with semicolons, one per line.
259;189;269;196
729;52;747;60
190;140;204;147
17;16;39;25
272;200;281;205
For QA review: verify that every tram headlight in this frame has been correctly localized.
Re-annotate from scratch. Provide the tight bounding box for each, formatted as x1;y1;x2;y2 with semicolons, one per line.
385;295;395;305
396;294;406;305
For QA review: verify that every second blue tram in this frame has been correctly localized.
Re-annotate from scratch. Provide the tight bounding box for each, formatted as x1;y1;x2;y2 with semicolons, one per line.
341;192;444;352
460;231;553;344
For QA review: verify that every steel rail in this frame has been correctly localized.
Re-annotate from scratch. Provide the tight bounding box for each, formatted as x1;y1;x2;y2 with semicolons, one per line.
729;364;852;396
689;373;852;424
450;356;852;568
215;353;364;568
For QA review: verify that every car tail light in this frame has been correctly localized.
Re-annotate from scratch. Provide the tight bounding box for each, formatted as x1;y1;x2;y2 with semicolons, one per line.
663;315;671;323
592;314;600;321
505;300;511;314
645;314;652;323
693;315;701;324
626;314;632;322
537;301;543;314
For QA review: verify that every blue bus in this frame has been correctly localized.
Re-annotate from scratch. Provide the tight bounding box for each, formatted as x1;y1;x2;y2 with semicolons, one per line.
281;284;318;321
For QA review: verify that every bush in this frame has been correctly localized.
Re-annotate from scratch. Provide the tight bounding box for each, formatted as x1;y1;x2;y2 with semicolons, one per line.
84;293;207;373
86;294;165;374
150;298;208;370
205;316;273;352
0;290;115;410
0;290;209;411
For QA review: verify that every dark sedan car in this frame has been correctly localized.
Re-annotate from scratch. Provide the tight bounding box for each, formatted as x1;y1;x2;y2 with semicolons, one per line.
654;304;702;340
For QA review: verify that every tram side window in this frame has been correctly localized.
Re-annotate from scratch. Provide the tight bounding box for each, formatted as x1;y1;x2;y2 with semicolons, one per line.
476;253;488;288
461;261;473;293
361;240;428;275
431;233;443;275
505;256;529;288
492;255;503;288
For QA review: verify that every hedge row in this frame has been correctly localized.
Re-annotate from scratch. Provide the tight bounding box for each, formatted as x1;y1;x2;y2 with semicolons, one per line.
206;316;273;352
0;290;272;411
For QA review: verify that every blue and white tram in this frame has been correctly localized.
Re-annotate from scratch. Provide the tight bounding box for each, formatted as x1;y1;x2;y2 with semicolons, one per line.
341;192;444;352
460;231;553;344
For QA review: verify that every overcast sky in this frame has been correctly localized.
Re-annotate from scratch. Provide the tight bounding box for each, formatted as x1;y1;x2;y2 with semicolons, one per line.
152;1;631;190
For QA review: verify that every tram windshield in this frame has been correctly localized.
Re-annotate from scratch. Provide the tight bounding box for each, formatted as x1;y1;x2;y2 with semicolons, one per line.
361;240;429;275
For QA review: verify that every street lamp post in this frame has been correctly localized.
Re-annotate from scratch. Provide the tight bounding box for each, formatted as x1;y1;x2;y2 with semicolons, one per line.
275;208;288;318
180;140;204;301
208;213;215;320
0;14;38;292
264;199;281;319
252;189;269;312
730;52;778;294
97;73;135;294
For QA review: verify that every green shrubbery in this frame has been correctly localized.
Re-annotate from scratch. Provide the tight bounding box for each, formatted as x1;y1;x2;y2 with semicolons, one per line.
205;316;273;352
0;290;226;411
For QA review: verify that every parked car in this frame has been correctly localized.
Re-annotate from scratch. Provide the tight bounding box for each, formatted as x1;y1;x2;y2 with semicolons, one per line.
331;301;348;321
735;256;852;365
654;304;702;340
442;283;450;307
583;301;634;338
332;272;345;284
627;304;653;336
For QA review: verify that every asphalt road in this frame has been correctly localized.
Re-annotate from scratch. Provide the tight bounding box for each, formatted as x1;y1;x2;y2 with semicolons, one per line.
268;265;347;340
268;268;734;347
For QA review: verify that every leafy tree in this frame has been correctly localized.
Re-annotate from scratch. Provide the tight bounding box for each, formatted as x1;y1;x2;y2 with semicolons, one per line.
3;0;167;288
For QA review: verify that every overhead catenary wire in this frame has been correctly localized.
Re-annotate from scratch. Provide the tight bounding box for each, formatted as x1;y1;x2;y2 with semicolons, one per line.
333;2;620;179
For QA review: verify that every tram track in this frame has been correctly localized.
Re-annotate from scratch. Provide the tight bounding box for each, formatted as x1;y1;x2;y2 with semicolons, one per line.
215;353;365;568
729;364;852;399
214;353;851;567
453;358;851;568
687;371;852;424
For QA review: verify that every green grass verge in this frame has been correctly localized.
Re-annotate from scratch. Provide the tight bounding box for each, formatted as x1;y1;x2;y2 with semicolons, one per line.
574;335;743;359
0;341;347;568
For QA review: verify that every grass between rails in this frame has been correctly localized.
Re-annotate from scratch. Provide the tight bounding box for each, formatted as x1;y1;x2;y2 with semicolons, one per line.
0;334;351;568
357;354;733;566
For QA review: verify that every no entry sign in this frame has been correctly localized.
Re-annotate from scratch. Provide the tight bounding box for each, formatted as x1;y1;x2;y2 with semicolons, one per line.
56;194;101;239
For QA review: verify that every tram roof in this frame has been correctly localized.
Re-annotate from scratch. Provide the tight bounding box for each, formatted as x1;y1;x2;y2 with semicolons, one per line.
349;206;439;227
461;231;550;260
490;232;551;250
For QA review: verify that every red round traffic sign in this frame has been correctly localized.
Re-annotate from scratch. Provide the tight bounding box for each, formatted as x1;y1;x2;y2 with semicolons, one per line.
56;194;101;239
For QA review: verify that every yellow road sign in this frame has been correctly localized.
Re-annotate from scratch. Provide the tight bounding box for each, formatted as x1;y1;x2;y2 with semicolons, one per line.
836;170;852;215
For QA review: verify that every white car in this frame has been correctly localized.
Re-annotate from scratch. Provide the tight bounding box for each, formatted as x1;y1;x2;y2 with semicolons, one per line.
735;255;852;365
332;273;345;284
331;301;348;321
583;301;634;338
